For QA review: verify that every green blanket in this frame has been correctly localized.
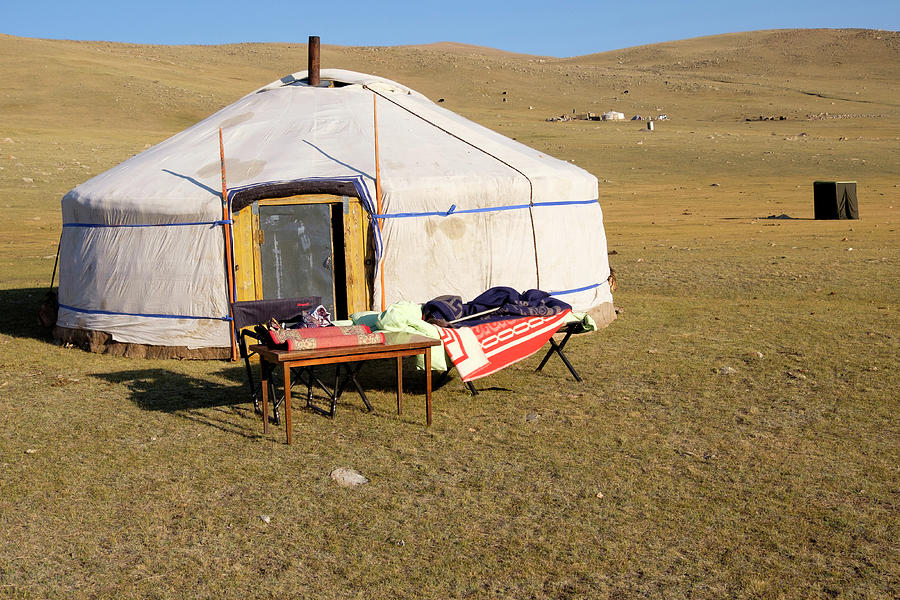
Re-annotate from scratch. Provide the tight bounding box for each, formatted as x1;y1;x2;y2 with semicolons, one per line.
352;302;447;371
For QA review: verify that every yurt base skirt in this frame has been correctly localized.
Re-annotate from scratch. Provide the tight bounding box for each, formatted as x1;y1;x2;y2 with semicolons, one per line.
54;326;232;360
588;303;617;330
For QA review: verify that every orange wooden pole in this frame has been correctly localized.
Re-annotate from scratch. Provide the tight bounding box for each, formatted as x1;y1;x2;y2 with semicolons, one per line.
373;94;386;312
219;128;238;361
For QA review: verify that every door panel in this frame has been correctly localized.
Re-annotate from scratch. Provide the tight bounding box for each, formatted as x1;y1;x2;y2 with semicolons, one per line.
258;203;336;315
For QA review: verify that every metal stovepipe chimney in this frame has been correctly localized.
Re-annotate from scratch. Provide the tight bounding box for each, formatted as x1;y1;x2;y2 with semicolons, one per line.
308;36;320;86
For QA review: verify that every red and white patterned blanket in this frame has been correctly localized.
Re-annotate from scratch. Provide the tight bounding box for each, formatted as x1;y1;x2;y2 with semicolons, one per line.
437;310;571;382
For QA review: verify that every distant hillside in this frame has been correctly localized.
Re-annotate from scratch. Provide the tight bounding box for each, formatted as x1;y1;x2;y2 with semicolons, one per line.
399;41;539;58
1;28;897;139
570;28;898;73
561;29;900;108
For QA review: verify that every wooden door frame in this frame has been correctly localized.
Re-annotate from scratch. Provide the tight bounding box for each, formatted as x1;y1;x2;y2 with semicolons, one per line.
232;194;371;316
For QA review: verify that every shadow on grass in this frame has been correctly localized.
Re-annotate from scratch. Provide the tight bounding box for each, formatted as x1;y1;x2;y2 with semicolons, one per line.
94;367;260;439
757;215;815;220
232;358;485;419
95;360;457;435
297;358;451;396
351;360;514;396
0;286;56;341
720;216;815;220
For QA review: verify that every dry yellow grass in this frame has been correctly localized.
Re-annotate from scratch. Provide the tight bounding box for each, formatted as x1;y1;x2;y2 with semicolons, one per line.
0;29;898;599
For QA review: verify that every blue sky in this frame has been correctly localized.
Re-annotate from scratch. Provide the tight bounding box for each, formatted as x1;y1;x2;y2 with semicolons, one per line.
3;0;898;57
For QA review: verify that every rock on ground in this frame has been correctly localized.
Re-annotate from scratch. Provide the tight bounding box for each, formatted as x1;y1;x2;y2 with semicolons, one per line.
330;467;369;487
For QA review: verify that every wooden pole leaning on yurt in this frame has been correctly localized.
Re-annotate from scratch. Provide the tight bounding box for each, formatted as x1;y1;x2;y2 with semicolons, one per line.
218;128;238;361
373;94;386;312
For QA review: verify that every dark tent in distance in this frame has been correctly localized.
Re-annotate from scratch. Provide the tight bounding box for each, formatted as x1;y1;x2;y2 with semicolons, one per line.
814;181;859;220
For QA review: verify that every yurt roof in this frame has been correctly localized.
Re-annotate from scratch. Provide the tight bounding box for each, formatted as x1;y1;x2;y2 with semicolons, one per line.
62;69;596;227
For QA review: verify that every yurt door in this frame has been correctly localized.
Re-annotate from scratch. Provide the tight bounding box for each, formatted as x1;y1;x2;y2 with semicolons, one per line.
258;203;337;316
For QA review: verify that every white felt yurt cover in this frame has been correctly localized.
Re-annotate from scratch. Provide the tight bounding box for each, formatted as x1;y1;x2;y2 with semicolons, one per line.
58;69;613;349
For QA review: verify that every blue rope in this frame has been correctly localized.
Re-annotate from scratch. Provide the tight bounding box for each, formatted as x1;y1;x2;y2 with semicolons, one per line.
376;203;531;219
59;303;232;322
374;199;598;219
532;199;599;208
549;282;602;295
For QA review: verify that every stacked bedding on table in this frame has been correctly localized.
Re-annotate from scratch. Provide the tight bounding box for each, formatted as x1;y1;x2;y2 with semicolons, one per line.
268;324;384;351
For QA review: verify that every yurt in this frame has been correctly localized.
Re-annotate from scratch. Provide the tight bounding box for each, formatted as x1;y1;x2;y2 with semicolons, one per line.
56;66;615;357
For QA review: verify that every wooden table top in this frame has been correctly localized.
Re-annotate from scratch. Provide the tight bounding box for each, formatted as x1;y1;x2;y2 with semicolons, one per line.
250;332;440;363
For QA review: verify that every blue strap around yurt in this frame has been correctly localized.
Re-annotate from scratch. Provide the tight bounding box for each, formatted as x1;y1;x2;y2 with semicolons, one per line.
58;304;232;321
62;220;232;228
373;198;598;219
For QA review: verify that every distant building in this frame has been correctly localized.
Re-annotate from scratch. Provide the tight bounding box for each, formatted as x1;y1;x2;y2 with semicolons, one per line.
601;111;625;121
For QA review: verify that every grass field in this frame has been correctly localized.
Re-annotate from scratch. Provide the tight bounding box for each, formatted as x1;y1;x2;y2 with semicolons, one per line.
1;29;898;599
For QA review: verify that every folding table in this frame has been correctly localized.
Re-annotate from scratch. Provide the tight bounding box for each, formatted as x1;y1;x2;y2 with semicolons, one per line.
251;333;440;444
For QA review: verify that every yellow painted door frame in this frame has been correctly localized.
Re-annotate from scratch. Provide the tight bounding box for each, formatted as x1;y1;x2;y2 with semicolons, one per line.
231;194;371;316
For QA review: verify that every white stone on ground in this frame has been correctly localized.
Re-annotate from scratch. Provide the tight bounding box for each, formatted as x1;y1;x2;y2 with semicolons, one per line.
331;467;369;487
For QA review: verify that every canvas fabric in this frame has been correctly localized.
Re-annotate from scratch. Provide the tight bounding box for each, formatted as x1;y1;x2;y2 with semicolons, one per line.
58;69;613;349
